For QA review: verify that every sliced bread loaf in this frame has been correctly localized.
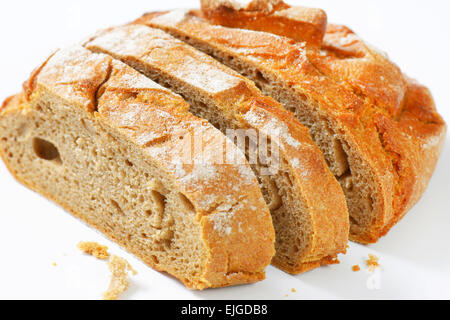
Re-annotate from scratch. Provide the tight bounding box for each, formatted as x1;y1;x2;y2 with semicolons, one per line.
0;45;275;289
135;8;446;244
84;24;349;274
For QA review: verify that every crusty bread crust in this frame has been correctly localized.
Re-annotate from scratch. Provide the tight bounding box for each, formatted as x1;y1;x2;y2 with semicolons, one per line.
199;0;326;47
200;0;285;12
315;25;446;239
0;46;275;289
85;24;348;274
137;6;446;244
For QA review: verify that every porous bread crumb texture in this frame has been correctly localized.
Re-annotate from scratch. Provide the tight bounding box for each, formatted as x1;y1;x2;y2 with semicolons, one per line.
103;255;137;300
366;254;379;272
352;265;360;272
0;95;209;288
77;241;110;260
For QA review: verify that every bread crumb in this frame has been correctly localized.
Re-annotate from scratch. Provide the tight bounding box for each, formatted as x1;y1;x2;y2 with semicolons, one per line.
366;254;379;271
103;255;137;300
52;262;57;267
77;241;110;260
291;288;296;293
352;265;360;272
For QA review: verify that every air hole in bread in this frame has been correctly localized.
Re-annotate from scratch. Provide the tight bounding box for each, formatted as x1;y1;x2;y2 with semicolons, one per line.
110;199;124;216
350;216;359;226
32;137;62;163
255;70;269;85
151;190;166;213
144;209;153;217
261;176;282;211
151;255;159;265
125;159;134;167
150;190;166;228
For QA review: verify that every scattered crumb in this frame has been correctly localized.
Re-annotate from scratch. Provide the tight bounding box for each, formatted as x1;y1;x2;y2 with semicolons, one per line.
77;242;137;300
352;265;360;272
103;255;137;300
77;241;110;260
366;254;380;271
52;262;57;267
291;288;296;293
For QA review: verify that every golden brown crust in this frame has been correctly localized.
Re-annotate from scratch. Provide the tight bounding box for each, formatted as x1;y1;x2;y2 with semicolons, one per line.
198;0;326;47
314;28;446;243
22;51;57;101
1;95;16;113
139;6;446;244
314;24;407;118
0;46;275;289
86;24;348;274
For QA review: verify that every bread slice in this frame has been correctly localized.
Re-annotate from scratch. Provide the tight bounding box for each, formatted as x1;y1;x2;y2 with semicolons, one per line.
84;24;349;274
0;45;276;289
135;9;447;244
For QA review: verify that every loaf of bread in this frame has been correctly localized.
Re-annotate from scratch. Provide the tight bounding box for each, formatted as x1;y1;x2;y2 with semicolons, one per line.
84;24;349;274
0;0;446;292
135;0;446;244
0;45;276;289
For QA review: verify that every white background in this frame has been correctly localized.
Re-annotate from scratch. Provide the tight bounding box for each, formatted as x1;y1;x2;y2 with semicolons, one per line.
0;0;449;300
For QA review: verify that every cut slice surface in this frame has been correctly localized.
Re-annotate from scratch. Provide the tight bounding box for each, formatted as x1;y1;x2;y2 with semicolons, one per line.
84;24;349;274
0;45;275;289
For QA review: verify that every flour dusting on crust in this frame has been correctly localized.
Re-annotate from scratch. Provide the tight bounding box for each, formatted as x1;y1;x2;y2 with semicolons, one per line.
211;210;235;236
151;9;190;27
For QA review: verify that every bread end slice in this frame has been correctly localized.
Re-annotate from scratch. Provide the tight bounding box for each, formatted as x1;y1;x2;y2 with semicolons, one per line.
0;46;275;289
